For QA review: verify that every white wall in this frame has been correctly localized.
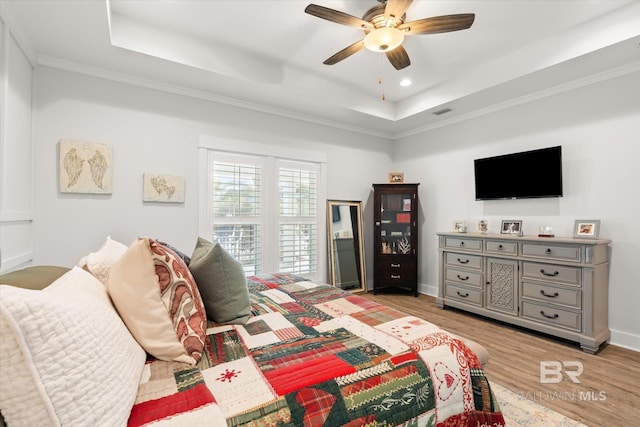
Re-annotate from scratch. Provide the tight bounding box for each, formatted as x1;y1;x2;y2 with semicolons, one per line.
394;70;640;350
31;66;392;285
21;62;640;352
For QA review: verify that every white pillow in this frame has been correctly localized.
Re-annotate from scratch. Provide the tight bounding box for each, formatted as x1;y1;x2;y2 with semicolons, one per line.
77;235;128;285
0;267;146;427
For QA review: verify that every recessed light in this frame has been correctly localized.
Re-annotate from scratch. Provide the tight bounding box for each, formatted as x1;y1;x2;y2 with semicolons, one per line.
400;78;412;87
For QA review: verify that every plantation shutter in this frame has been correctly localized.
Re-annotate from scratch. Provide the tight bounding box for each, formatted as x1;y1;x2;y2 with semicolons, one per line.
207;151;320;277
279;162;318;274
210;154;263;275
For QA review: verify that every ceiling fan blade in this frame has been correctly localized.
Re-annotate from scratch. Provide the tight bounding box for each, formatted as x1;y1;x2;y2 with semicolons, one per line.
305;4;373;30
384;0;413;26
323;40;365;65
398;13;475;35
386;45;411;70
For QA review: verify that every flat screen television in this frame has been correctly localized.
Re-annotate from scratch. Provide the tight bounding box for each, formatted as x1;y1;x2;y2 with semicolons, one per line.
474;146;563;200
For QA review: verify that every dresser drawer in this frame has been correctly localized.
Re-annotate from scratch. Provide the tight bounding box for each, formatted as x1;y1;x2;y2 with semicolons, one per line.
443;237;482;252
522;281;581;309
522;262;581;287
445;283;483;306
485;240;518;256
445;252;483;270
522;301;581;331
521;243;581;262
445;267;483;287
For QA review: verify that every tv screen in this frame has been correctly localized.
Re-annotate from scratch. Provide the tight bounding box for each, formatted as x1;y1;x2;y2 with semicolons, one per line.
474;146;563;200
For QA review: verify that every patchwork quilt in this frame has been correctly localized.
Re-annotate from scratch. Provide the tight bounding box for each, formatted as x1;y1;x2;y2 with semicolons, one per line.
129;274;505;426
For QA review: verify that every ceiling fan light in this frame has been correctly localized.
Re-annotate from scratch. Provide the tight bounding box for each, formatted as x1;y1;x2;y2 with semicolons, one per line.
364;27;404;52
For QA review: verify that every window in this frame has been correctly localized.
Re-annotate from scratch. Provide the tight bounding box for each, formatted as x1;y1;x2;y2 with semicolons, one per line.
200;143;325;279
210;157;263;275
279;163;318;275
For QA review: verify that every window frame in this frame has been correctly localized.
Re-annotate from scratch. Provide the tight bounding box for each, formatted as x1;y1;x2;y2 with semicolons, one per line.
198;137;327;281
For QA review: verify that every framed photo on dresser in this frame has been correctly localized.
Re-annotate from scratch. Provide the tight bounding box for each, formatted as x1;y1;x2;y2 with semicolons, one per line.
574;220;600;239
500;220;522;235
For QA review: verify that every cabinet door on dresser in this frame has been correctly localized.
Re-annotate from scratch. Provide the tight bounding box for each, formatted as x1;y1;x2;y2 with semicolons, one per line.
485;258;519;316
372;183;419;296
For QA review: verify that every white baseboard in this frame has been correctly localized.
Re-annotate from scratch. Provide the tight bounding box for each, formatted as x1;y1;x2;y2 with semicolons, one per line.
420;283;438;297
609;329;640;352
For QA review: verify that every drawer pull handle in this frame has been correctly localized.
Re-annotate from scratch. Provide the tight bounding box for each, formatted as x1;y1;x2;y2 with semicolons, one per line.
497;244;503;250
390;263;401;268
540;269;559;277
457;274;469;281
545;248;552;255
540;310;559;319
460;241;465;246
540;290;559;298
457;258;469;264
391;274;401;279
457;291;469;298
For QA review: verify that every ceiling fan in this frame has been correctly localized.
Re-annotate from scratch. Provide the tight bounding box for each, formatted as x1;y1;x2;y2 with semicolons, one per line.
305;0;475;70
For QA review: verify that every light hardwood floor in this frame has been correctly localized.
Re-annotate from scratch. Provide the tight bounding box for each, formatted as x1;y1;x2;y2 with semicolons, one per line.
360;292;640;427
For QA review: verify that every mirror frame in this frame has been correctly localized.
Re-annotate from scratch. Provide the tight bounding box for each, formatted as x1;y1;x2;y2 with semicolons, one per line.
326;200;367;293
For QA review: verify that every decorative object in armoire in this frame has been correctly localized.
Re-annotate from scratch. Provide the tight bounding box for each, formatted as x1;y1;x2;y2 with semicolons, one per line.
574;220;600;239
59;139;112;194
142;174;185;203
372;183;419;296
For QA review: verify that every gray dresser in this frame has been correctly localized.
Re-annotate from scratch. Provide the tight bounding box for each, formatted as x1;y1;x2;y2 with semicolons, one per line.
436;232;611;353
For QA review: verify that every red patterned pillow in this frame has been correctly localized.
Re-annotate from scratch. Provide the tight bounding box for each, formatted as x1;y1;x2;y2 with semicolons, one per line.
107;237;207;365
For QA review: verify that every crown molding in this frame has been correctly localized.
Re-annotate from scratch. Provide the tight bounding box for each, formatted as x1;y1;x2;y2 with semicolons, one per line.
393;60;640;140
0;1;37;67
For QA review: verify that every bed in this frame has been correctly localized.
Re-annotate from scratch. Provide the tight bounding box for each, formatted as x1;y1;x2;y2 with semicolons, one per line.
130;272;504;426
0;237;505;427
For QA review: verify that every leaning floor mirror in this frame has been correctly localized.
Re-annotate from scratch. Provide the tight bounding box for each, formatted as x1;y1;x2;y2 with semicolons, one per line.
327;200;367;293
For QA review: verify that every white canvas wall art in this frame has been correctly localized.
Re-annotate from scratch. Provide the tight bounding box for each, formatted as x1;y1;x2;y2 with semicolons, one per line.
143;173;185;203
59;139;113;194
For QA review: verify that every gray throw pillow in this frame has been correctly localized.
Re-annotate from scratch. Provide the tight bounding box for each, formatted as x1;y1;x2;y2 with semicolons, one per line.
189;237;251;324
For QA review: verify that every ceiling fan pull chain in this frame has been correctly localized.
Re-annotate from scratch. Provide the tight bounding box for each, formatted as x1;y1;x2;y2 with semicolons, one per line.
379;53;386;101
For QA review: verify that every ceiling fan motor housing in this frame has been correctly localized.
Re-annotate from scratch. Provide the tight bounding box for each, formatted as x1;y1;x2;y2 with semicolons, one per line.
362;4;406;52
363;4;406;30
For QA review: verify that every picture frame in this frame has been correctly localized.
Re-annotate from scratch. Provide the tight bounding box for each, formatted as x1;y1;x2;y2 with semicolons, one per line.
574;220;600;239
388;172;404;183
500;220;522;235
453;220;465;232
478;219;488;233
59;139;113;194
143;173;186;203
